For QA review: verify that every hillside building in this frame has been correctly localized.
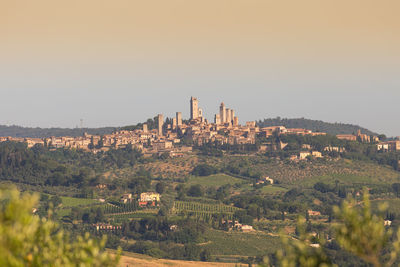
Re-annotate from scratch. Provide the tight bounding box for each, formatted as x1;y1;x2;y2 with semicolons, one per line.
140;192;161;202
143;123;148;133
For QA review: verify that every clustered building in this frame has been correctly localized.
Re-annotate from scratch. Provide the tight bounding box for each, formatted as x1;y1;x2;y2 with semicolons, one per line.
215;102;238;126
336;130;379;143
335;130;400;153
184;98;256;146
377;140;400;152
0;96;363;155
0;97;259;154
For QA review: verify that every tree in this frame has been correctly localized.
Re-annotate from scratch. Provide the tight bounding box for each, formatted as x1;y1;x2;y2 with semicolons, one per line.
0;187;120;266
155;182;166;194
94;207;104;222
276;189;400;267
313;182;332;193
337;186;347;198
378;134;387;141
88;136;95;150
96;137;104;149
392;183;400;197
49;195;62;207
187;185;204;197
200;249;211;261
191;164;218;176
248;204;258;218
333;190;399;267
277;217;333;267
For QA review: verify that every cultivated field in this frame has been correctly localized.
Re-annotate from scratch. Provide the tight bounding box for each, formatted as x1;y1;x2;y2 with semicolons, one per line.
172;200;240;220
60;196;98;207
187;173;244;187
117;251;240;267
203;229;282;258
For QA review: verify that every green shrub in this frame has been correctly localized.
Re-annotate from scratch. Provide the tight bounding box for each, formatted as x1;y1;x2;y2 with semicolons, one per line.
0;186;120;266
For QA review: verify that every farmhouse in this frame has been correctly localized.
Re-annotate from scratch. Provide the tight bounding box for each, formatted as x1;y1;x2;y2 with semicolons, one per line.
240;225;254;232
307;210;321;216
140;192;161;202
299;151;311;160
121;193;133;203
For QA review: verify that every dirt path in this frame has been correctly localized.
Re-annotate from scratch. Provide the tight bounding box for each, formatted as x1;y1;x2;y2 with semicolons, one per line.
119;255;241;267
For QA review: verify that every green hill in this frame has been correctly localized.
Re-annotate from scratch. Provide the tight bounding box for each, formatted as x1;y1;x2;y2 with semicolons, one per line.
1;117;379;138
257;117;378;135
0;125;116;138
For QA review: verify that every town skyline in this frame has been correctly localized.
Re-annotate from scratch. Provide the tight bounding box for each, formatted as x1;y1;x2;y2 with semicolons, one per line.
0;94;400;137
0;94;398;137
1;1;400;136
2;2;400;265
2;96;398;159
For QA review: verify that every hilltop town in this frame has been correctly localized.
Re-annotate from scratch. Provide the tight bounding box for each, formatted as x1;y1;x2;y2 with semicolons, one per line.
1;97;399;158
1;98;400;266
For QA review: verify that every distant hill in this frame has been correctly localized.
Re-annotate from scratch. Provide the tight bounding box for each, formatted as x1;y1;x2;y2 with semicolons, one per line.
0;125;117;138
257;117;378;136
0;117;379;138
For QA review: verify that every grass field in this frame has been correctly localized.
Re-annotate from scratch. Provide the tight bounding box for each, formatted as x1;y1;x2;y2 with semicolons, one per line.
115;155;400;189
172;201;240;220
60;196;98;207
259;185;288;194
370;199;400;214
173;201;239;218
187;173;244;188
116;251;240;267
107;210;159;223
298;172;400;189
220;156;400;186
54;196;99;218
203;229;282;257
57;208;72;217
289;159;400;189
113;228;281;266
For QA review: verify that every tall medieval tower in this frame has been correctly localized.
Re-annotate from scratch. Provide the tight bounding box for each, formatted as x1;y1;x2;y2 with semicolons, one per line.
190;97;199;120
157;114;164;136
176;112;182;127
220;102;226;123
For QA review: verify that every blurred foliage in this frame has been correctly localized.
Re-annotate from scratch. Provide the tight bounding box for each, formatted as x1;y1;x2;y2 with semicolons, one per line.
277;217;333;267
271;189;400;267
0;186;120;267
333;190;400;267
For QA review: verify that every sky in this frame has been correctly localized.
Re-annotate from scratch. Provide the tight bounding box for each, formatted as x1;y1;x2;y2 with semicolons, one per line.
1;0;399;136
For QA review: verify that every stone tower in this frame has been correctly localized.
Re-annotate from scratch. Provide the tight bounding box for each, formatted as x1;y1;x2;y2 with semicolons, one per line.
233;117;239;126
226;108;232;124
172;118;177;129
190;97;199;120
176;112;182;127
157;114;164;136
220;102;226;123
198;108;203;118
214;114;221;124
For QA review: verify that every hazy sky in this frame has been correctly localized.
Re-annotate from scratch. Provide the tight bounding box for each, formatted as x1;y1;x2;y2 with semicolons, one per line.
1;1;399;135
